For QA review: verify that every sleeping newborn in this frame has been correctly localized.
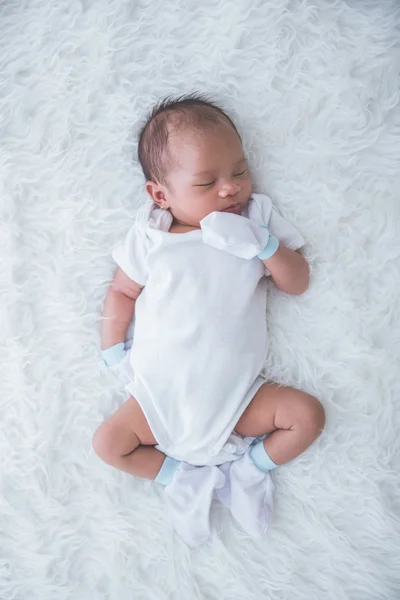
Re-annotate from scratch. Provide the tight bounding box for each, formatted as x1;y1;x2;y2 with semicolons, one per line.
93;94;325;490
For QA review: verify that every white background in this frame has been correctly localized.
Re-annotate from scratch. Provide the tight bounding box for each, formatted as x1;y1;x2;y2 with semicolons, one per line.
1;1;399;598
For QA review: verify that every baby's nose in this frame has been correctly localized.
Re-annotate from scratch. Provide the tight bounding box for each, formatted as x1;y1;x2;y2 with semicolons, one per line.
218;182;241;198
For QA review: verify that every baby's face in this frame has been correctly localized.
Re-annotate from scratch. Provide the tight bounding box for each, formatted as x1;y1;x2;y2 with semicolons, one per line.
148;124;252;227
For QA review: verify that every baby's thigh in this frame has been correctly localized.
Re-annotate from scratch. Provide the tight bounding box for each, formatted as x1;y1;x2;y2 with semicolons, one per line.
235;383;320;437
108;396;157;445
234;383;279;437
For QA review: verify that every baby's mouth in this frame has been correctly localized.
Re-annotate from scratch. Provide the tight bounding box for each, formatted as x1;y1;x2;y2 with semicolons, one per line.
222;203;242;214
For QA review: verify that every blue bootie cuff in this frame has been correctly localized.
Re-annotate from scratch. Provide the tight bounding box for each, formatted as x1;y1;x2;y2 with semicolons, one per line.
155;457;180;486
250;440;278;472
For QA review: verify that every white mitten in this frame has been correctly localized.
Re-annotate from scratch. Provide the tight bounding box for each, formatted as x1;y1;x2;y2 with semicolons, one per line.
200;211;279;260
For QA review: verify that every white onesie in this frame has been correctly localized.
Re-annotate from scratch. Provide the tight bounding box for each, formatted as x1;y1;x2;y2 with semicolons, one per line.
112;193;304;466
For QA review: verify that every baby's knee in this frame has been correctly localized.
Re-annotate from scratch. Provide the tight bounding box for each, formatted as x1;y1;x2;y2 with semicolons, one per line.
92;421;119;465
300;393;325;438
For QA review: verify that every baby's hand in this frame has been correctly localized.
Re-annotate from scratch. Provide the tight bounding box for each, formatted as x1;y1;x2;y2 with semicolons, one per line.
200;211;279;260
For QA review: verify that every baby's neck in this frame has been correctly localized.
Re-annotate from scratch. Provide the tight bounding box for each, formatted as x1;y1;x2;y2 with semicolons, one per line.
169;216;199;234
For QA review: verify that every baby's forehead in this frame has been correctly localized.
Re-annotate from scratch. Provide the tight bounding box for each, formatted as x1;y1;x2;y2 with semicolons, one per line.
166;125;243;174
163;133;203;175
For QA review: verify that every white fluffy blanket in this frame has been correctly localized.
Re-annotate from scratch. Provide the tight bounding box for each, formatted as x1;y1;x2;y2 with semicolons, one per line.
1;0;400;598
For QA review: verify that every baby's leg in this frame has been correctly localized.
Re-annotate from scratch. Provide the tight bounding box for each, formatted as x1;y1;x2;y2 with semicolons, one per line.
235;384;325;468
92;396;165;480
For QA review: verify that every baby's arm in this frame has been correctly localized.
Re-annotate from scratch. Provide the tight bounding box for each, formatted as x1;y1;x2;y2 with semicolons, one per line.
101;267;143;351
262;246;309;295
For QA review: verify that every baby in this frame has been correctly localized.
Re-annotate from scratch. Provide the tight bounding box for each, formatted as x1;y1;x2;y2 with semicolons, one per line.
93;94;325;487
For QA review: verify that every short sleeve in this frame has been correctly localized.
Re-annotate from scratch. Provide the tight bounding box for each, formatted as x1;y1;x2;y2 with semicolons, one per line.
268;207;305;251
249;193;305;276
111;205;150;286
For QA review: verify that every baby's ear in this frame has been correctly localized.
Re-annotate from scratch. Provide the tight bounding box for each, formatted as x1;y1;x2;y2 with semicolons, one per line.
145;181;168;209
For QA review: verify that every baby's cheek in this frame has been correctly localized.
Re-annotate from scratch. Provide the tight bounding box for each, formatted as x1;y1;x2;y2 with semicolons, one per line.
242;177;252;196
242;186;253;205
198;203;216;221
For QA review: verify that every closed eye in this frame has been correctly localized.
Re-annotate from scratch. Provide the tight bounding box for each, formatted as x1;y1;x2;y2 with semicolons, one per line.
195;168;246;187
195;181;216;187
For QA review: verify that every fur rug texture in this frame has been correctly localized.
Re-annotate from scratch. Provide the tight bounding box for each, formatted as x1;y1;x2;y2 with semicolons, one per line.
1;0;400;598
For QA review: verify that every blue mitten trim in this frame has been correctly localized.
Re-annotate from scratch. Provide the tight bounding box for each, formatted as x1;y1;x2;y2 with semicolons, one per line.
102;342;126;367
258;225;279;260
